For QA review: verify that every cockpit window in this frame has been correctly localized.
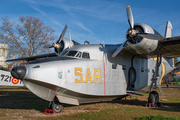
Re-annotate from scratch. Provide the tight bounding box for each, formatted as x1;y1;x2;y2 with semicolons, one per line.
61;50;69;56
75;52;82;57
82;52;90;59
60;50;89;59
66;50;78;57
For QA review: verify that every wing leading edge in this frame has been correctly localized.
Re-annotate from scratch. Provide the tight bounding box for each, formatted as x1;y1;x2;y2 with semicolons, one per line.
6;53;57;62
117;36;180;59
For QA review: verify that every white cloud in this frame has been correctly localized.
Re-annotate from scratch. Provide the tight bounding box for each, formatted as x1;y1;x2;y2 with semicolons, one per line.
75;21;93;34
30;6;47;16
51;20;64;28
20;0;180;45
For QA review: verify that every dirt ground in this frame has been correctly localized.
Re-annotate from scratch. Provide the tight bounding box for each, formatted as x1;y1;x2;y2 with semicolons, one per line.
0;87;180;120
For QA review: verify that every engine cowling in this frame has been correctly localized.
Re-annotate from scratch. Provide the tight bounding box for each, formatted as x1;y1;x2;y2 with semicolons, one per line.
126;23;160;54
54;38;74;55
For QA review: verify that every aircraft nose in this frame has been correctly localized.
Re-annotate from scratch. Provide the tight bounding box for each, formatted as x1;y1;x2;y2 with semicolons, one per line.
11;66;26;80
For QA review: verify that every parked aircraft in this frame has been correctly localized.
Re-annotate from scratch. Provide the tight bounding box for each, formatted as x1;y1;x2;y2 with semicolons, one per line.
0;70;24;87
6;5;180;113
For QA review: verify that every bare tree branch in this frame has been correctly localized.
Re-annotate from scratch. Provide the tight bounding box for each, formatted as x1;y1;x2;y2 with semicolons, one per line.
0;16;55;59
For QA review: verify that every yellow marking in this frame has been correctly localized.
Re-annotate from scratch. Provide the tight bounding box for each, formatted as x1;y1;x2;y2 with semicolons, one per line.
86;68;92;83
13;79;17;83
75;68;83;83
161;36;164;40
66;25;68;27
126;5;130;8
75;68;102;83
159;62;165;84
153;57;165;85
112;55;115;58
94;69;101;83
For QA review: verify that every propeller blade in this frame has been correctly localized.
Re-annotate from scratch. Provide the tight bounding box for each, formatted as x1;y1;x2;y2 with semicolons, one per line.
126;5;134;29
57;24;68;43
43;44;54;48
112;41;127;57
69;31;71;41
137;33;164;40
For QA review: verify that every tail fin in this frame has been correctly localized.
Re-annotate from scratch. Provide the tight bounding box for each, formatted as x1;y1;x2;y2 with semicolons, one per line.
164;21;173;38
164;21;174;69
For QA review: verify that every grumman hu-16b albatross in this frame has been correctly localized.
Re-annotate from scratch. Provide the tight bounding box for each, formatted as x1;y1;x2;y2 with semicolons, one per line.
6;5;180;113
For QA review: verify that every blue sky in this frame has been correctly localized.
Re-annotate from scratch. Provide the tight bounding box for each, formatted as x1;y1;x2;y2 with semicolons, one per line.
1;0;180;45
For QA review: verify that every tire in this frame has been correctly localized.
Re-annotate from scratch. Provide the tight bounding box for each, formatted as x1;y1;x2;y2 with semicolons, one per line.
148;91;159;105
51;101;62;113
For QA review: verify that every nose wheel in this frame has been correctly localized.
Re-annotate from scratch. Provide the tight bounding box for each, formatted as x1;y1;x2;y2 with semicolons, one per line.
49;98;63;113
51;101;62;113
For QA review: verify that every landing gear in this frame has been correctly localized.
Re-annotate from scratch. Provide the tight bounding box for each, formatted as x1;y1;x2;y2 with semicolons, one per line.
51;100;62;113
146;91;159;107
148;91;159;105
147;54;163;107
49;97;63;113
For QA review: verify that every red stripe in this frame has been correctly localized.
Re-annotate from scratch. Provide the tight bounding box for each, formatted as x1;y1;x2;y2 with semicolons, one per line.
54;91;56;98
104;62;106;95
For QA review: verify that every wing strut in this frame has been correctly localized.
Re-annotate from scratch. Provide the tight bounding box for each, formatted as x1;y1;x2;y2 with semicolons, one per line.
149;54;164;95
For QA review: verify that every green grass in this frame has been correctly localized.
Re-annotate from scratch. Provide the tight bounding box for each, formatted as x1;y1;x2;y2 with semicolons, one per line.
0;87;180;120
135;115;180;120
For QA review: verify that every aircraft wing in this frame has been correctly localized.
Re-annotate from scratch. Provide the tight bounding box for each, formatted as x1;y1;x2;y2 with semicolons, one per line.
6;53;57;62
118;36;180;59
156;36;180;58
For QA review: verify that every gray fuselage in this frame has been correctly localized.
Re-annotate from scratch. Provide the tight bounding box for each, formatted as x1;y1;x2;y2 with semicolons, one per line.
21;44;172;105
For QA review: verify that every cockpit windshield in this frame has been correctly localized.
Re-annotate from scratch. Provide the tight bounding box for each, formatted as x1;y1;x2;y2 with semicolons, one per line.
60;50;90;59
66;51;78;57
61;50;69;56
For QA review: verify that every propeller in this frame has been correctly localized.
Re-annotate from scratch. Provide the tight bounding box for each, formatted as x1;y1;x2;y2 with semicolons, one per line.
112;5;163;57
112;41;126;57
126;5;134;29
43;44;54;48
112;5;134;57
57;25;68;44
44;25;68;55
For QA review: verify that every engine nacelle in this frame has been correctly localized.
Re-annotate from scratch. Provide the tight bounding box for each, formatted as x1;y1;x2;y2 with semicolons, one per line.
54;38;74;55
126;23;160;54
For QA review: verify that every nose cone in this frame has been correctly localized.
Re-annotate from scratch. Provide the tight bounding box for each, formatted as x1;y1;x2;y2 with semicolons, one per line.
11;66;26;80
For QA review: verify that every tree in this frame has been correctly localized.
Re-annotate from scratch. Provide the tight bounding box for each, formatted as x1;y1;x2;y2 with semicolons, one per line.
0;16;55;59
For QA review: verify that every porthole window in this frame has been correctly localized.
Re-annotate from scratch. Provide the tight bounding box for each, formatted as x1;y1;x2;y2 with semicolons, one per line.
112;63;117;69
82;52;90;59
141;67;144;72
122;65;126;70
